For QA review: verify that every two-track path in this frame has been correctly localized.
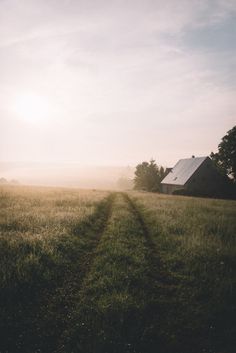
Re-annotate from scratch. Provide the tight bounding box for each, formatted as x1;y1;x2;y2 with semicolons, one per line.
14;191;176;353
3;191;231;353
56;192;177;353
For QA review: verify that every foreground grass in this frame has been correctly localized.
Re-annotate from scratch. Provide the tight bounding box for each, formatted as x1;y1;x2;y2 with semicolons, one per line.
0;185;110;353
0;186;235;353
130;191;236;353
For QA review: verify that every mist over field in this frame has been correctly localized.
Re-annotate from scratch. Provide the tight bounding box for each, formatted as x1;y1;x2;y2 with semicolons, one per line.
0;162;134;189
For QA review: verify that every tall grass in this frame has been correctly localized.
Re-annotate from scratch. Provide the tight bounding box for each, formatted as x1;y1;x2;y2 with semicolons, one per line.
1;186;236;353
130;191;236;352
0;185;109;353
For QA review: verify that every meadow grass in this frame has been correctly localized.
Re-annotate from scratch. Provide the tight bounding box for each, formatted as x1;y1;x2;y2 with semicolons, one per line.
0;186;235;353
130;191;236;353
0;185;109;352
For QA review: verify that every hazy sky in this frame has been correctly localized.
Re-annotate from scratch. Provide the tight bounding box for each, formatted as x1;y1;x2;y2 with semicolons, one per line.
0;0;235;167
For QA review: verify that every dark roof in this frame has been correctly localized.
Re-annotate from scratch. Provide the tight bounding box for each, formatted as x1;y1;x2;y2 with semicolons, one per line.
161;156;208;186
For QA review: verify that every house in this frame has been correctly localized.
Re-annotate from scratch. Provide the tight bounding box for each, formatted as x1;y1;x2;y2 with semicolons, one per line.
161;156;225;196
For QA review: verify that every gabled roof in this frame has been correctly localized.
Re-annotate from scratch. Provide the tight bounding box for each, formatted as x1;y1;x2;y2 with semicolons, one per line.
161;156;209;186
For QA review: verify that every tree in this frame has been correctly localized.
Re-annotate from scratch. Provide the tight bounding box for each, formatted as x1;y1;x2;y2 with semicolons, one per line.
134;159;168;192
211;126;236;181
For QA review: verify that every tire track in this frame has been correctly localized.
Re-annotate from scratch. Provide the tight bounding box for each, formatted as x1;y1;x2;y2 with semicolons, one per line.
123;193;195;353
60;192;153;353
122;192;154;248
122;192;161;264
61;193;177;353
60;192;117;293
122;192;178;285
28;193;117;353
51;192;117;353
70;192;117;279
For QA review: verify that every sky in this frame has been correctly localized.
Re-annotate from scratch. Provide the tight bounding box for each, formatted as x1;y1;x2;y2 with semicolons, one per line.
0;0;235;167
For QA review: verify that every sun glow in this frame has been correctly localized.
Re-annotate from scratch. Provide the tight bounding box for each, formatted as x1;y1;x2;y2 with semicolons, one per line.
13;93;52;124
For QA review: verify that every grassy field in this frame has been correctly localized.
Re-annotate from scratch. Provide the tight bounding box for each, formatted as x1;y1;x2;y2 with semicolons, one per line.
0;185;235;353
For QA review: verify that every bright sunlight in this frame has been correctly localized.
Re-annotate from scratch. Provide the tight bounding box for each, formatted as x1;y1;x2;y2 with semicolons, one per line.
13;93;52;124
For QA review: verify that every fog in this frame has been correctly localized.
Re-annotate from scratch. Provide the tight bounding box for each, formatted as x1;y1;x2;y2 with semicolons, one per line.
0;162;134;190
